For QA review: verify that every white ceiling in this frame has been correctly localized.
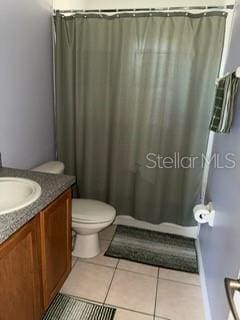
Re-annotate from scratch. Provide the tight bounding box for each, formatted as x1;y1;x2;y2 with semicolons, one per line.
53;0;235;10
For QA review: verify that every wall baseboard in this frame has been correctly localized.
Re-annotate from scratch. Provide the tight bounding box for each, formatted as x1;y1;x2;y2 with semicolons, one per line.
196;238;212;320
114;215;199;238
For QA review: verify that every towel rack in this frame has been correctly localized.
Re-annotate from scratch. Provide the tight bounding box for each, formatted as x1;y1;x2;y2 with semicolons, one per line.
216;66;240;84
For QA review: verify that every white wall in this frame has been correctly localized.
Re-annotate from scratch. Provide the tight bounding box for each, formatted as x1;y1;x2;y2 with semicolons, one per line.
199;2;240;318
0;0;55;169
54;0;234;10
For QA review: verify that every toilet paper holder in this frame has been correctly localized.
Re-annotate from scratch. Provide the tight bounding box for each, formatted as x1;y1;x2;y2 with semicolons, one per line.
193;202;215;227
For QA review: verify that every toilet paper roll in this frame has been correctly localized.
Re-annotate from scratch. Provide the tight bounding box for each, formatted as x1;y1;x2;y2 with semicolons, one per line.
193;204;210;224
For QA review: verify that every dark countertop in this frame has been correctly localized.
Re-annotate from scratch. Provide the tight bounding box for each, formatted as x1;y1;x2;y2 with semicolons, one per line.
0;167;75;244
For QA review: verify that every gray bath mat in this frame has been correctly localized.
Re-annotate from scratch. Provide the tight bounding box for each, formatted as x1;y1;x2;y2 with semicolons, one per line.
105;225;198;274
43;293;116;320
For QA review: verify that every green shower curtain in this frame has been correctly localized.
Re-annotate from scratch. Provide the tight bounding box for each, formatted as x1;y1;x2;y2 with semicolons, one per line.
54;12;226;226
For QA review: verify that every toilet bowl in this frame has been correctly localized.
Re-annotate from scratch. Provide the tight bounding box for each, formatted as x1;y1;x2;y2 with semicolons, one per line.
32;161;116;258
72;199;115;258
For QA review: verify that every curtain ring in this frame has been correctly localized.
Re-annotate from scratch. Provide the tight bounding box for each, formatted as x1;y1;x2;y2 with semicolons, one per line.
149;8;153;17
184;6;189;16
80;8;86;18
116;9;120;18
223;6;227;15
203;6;207;16
133;8;136;17
167;6;170;17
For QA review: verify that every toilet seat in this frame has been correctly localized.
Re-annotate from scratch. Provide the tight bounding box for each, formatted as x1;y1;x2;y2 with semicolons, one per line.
72;199;116;224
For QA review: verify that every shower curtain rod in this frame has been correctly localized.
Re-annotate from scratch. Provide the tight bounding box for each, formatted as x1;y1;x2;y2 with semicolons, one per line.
54;5;234;14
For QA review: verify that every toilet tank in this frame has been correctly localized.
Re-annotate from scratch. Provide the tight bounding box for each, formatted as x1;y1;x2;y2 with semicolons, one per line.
32;161;65;174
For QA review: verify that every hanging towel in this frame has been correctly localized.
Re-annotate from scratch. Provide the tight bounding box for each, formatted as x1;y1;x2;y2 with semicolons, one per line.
210;73;239;133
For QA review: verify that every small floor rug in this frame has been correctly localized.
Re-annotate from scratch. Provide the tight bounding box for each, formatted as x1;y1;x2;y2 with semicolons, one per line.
43;293;116;320
105;225;199;274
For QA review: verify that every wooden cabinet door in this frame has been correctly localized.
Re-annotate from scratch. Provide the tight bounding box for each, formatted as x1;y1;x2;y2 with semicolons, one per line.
40;189;72;310
0;216;43;320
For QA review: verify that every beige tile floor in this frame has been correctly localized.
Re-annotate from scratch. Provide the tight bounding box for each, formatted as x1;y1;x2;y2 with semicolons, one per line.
61;225;205;320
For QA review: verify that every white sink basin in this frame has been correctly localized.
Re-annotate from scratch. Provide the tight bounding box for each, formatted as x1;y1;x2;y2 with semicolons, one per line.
0;177;42;215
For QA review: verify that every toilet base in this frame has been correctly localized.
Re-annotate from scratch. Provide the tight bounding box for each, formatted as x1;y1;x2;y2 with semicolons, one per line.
72;233;100;258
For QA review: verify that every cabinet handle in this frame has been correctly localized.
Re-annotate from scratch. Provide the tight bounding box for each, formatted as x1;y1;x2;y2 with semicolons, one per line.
225;278;240;320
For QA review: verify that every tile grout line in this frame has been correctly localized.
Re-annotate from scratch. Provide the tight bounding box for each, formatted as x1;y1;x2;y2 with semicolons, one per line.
153;268;160;319
102;254;157;318
117;266;158;278
74;256;199;286
75;256;200;286
104;303;155;317
70;267;181;317
103;259;120;305
77;258;159;279
76;258;118;270
157;276;200;287
155;316;172;320
116;267;158;278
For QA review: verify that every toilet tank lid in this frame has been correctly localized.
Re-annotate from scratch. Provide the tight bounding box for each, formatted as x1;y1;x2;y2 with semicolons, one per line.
72;199;116;223
32;161;64;174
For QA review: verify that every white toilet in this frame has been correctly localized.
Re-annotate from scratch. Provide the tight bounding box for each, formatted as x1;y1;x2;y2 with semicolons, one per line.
32;161;116;258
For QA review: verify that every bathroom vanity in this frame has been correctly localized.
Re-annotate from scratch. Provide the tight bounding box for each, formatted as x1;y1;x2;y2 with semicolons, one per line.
0;168;75;320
